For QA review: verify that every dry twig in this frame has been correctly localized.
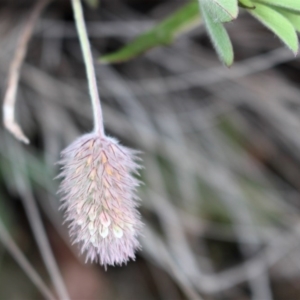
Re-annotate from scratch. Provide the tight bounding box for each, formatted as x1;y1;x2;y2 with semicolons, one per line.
2;0;50;144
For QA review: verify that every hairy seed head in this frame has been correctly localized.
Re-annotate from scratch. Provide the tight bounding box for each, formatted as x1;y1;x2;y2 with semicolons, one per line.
58;133;142;267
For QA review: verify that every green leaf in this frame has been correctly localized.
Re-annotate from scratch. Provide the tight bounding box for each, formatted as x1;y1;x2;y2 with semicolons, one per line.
276;8;300;33
253;0;300;13
200;3;234;66
249;2;299;54
200;0;238;22
238;0;256;9
99;2;201;64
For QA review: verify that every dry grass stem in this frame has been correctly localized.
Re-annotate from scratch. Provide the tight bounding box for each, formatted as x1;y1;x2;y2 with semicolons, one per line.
2;0;50;144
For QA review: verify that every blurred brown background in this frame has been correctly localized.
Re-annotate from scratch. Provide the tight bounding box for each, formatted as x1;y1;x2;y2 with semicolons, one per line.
1;0;300;299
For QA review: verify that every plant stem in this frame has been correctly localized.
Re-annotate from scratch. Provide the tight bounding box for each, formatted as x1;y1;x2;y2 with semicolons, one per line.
71;0;104;136
3;0;50;144
0;219;55;300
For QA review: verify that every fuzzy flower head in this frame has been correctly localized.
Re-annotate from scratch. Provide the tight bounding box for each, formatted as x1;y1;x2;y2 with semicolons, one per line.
58;133;142;267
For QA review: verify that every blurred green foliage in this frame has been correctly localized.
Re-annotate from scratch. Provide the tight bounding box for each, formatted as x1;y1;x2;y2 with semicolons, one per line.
99;2;201;64
100;0;300;66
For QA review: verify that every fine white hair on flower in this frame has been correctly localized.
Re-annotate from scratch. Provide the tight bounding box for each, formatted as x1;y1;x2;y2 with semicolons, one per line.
58;133;143;267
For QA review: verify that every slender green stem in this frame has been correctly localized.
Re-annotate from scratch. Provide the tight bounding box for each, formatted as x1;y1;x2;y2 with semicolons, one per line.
71;0;104;136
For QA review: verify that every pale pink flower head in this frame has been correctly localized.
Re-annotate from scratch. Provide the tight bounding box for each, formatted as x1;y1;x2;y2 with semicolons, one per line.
58;133;142;267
